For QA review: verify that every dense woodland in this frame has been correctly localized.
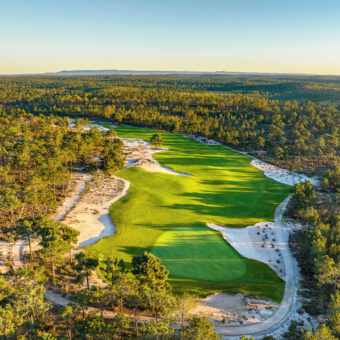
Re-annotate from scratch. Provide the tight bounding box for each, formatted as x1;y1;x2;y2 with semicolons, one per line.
0;75;339;339
285;172;339;338
0;75;339;173
0;113;123;240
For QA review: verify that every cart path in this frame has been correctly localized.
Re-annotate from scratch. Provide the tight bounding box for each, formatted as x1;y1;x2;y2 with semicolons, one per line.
214;196;298;337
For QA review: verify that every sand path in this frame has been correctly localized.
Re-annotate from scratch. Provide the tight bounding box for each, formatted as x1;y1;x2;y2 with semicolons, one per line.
211;197;298;337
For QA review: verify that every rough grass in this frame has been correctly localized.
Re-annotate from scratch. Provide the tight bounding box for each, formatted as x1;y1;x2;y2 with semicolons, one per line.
89;124;289;302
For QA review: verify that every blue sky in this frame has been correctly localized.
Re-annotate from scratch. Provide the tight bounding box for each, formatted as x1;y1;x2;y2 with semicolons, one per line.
1;0;340;74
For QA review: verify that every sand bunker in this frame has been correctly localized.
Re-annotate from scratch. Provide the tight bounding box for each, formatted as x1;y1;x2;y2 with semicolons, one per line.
207;222;286;279
186;134;318;186
122;138;190;176
63;175;129;246
68;122;110;132
251;159;318;186
185;134;222;146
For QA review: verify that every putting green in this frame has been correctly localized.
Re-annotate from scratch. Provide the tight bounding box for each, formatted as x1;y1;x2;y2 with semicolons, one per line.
90;124;289;301
152;225;247;282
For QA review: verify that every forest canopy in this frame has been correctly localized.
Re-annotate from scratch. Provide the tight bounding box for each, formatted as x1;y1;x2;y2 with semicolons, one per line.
0;74;339;174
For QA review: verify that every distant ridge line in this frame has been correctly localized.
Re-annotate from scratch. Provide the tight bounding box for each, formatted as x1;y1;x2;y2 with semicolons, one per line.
44;70;337;76
1;69;339;77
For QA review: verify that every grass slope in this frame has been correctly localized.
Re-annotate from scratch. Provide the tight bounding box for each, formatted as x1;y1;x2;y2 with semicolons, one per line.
90;124;289;301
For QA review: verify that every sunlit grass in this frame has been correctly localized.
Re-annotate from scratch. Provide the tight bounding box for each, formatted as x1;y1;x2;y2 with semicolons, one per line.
89;124;289;301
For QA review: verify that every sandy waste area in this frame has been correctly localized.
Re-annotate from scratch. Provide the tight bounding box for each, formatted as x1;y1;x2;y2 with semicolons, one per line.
63;174;129;246
207;222;286;279
122;138;190;176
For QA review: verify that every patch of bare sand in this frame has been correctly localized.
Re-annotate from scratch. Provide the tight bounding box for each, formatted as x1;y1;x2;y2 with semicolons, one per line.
0;241;13;271
63;174;129;246
207;222;286;280
194;293;278;326
251;159;318;186
185;134;318;186
122;138;190;176
53;171;95;221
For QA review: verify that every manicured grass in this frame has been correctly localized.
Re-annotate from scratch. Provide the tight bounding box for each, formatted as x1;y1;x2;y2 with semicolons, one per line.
90;124;289;302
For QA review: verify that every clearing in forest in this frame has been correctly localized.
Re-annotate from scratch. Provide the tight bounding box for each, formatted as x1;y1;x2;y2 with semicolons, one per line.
90;124;289;302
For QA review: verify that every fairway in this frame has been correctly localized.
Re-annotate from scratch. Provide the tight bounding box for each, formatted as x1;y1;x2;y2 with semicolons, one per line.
90;124;289;301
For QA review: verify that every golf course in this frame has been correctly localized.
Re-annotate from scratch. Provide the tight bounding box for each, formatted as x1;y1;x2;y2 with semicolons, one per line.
90;124;289;302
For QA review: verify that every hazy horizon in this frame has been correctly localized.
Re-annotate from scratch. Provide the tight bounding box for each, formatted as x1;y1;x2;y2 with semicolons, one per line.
2;69;340;77
1;0;340;75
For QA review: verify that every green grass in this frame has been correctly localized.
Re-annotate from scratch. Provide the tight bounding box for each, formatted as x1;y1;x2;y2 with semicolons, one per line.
89;124;289;302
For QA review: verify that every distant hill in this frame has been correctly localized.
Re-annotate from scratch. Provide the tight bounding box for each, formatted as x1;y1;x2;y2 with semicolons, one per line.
45;70;235;76
45;70;330;76
2;69;338;77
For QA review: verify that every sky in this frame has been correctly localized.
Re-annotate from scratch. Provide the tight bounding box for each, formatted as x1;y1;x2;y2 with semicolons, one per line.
1;0;340;75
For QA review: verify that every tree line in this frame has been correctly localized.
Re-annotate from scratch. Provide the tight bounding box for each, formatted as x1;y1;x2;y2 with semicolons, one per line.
286;175;339;339
1;216;220;339
0;75;338;173
0;112;124;239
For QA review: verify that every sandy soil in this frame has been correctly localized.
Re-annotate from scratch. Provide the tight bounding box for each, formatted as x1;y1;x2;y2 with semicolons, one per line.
185;134;221;146
53;170;94;221
207;222;286;280
63;175;129;246
0;241;11;268
0;241;14;272
122;138;190;176
193;293;278;326
0;239;26;271
251;159;318;186
69;122;111;132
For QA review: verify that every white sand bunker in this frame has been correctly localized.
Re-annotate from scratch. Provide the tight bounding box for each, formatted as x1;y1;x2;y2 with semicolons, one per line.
207;222;286;279
68;121;111;132
251;159;318;186
83;124;110;132
185;134;222;146
53;171;94;221
122;138;190;176
63;175;129;246
185;134;318;186
194;292;278;326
